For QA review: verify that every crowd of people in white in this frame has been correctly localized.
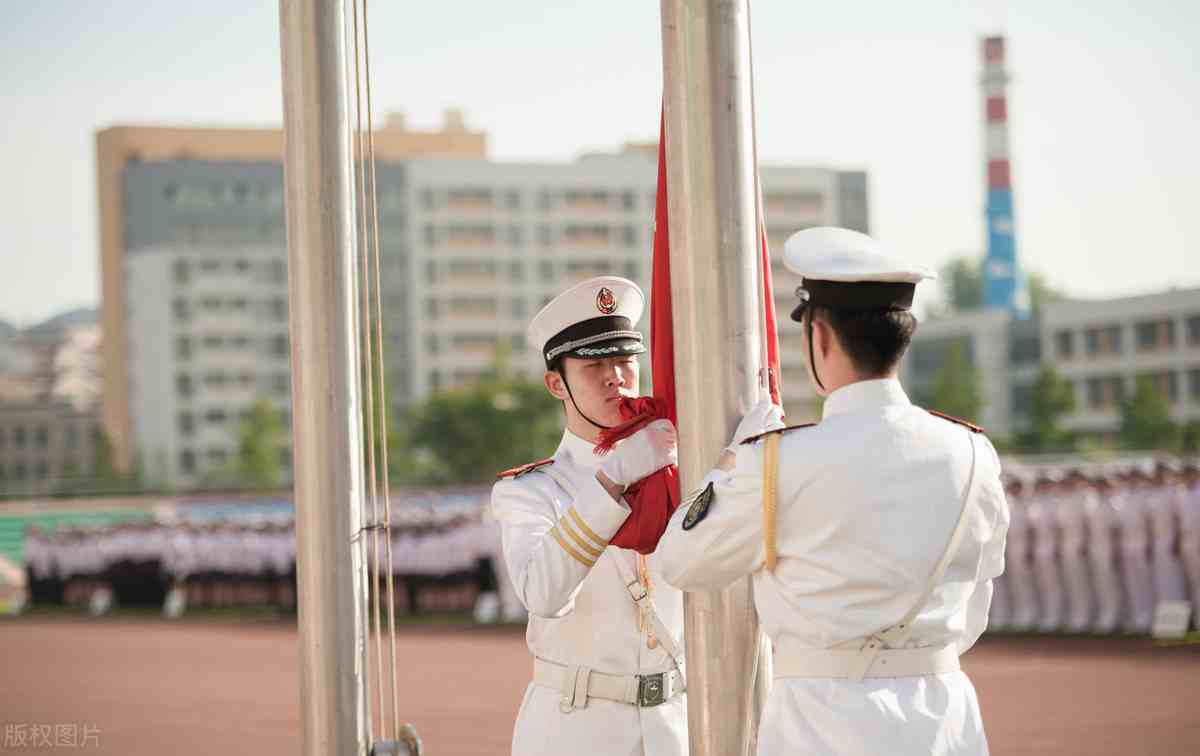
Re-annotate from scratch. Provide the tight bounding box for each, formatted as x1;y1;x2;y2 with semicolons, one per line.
19;457;1199;632
990;458;1199;634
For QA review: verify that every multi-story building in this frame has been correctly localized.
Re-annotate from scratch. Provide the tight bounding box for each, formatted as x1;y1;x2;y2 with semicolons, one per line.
1039;287;1200;443
0;319;102;496
903;285;1200;444
97;113;488;475
100;119;868;487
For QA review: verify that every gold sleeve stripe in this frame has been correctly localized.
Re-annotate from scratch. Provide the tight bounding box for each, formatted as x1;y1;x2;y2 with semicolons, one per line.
567;507;607;550
558;516;604;559
550;526;595;568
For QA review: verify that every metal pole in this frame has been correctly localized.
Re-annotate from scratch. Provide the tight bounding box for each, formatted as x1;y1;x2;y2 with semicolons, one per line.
660;1;769;754
279;2;370;755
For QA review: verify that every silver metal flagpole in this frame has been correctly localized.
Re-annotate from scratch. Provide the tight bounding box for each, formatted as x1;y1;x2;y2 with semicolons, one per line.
659;1;770;754
279;2;370;755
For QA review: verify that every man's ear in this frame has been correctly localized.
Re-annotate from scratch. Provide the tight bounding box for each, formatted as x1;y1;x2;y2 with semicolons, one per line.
812;318;835;361
544;369;569;401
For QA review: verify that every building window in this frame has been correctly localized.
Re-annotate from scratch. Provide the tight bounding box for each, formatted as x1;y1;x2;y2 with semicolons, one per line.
268;260;286;283
34;426;48;448
270;335;289;357
445;224;495;247
538;225;552;246
176;374;193;397
173;298;190;322
429;371;442;391
512;299;527;319
621;190;635;211
508;226;523;245
421;189;435;210
563;224;610;246
1138;371;1179;403
13;462;26;480
273;373;290;396
447;297;498;318
539;261;555;282
204;372;227;389
64;424;79;449
447;188;494;210
173;260;190;285
35;461;49;480
176;337;192;360
510;262;524;281
426;299;440;320
425;260;437;284
424;225;438;247
0;429;7;450
1187;368;1200;402
1084;324;1122;357
624;262;639;280
563;189;609;210
205;409;227;425
202;335;222;349
1186;315;1200;347
1085;376;1125;410
426;334;440;355
1135;318;1176;352
235;259;251;274
270;297;287;321
538;190;552;211
505;190;521;210
207;447;228;465
200;259;221;273
179;412;195;436
622;225;637;247
1055;330;1075;360
180;450;196;474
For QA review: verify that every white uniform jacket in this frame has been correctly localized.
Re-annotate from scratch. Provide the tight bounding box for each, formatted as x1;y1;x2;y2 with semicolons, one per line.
491;429;688;756
658;379;1009;756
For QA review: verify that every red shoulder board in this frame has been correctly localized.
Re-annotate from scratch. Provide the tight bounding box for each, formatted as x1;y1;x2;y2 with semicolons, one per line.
496;458;555;480
741;423;817;445
926;409;985;434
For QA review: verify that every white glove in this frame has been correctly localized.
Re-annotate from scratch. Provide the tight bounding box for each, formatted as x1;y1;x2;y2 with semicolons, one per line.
726;397;785;452
599;419;678;487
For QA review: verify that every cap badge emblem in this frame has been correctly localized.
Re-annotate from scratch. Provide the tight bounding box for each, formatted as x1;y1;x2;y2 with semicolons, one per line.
596;287;617;314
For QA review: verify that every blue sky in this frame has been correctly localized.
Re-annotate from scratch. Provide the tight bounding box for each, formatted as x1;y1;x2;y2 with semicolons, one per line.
2;0;1197;325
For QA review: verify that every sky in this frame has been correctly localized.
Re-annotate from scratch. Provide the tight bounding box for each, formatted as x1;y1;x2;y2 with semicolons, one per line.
1;0;1197;327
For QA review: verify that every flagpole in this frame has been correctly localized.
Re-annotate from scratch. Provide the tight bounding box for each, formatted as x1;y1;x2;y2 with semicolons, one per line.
659;1;770;754
279;2;371;754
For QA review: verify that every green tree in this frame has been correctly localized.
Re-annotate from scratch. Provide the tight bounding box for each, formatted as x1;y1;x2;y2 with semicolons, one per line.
1014;365;1075;452
935;256;1066;316
235;399;286;489
1118;376;1178;450
929;339;983;422
392;374;564;486
1026;271;1067;316
940;257;984;312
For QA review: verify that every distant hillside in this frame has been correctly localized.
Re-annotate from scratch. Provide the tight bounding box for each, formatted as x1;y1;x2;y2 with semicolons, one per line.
23;308;98;339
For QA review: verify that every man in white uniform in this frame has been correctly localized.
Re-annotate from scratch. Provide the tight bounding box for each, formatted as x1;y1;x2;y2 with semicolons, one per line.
1180;463;1200;627
1029;474;1065;632
1086;473;1124;633
491;276;689;756
1058;470;1095;633
1003;477;1039;631
1117;467;1156;633
658;227;1009;756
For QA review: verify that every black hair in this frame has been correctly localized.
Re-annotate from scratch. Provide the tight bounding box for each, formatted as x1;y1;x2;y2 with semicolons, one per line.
809;305;917;377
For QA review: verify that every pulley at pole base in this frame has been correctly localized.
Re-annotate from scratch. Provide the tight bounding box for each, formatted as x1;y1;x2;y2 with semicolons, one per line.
370;724;423;756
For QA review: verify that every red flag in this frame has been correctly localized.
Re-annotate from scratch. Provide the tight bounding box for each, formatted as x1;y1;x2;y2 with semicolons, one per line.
601;108;780;554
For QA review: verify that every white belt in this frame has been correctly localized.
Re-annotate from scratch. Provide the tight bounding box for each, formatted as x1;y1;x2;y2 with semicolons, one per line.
533;658;684;710
773;643;960;680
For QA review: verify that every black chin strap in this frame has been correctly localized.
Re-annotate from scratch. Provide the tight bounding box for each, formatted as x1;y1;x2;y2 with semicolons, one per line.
806;310;825;392
560;371;614;431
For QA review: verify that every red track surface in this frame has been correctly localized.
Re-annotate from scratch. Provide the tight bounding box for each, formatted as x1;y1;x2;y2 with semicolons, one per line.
1;618;1197;755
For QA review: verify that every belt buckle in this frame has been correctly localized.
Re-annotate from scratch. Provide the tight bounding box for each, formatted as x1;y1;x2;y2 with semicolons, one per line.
637;672;668;707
